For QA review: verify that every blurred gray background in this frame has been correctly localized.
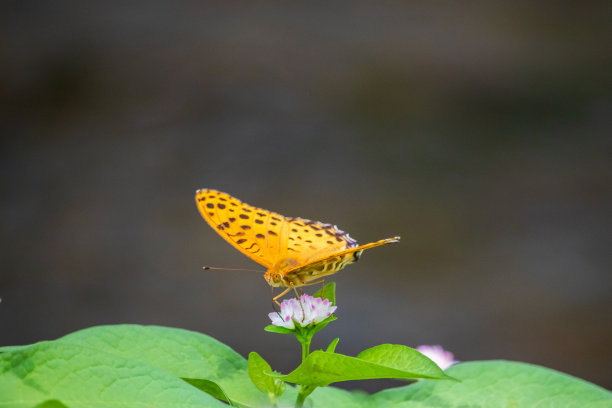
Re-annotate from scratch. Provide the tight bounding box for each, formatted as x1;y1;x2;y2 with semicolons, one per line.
1;1;610;392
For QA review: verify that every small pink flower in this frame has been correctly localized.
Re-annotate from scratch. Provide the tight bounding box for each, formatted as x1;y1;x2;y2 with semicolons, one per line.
416;345;458;370
268;295;337;329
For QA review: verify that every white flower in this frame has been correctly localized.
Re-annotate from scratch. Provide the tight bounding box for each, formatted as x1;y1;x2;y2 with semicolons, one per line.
416;345;458;370
268;295;337;330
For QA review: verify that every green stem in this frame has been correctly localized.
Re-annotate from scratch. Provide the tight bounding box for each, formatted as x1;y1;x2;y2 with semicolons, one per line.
267;392;278;408
301;338;310;362
295;333;315;407
295;388;307;408
295;385;316;408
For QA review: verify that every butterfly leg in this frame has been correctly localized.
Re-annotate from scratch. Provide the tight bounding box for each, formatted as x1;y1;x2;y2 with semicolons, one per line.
270;287;281;314
316;279;326;295
300;278;326;287
292;285;307;324
272;287;292;306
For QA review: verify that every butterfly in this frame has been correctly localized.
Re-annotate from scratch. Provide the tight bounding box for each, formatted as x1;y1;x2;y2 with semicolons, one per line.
195;189;400;302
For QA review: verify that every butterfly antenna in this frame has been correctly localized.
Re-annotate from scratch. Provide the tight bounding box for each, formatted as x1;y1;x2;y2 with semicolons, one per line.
202;266;264;273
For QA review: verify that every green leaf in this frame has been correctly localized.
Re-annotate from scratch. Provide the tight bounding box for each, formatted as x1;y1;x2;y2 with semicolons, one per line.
310;315;337;335
207;369;277;407
182;378;231;404
264;324;294;334
307;386;370;407
0;325;267;408
247;352;278;395
277;347;450;387
35;400;69;408
0;341;227;408
326;338;340;353
357;344;452;380
55;324;246;378
0;345;29;353
313;282;336;305
370;360;612;407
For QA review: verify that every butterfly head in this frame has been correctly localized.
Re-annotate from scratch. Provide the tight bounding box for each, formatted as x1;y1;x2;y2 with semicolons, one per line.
264;271;283;287
264;257;301;287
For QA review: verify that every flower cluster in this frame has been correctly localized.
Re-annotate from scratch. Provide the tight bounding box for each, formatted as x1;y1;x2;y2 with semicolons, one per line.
269;295;337;330
416;345;458;370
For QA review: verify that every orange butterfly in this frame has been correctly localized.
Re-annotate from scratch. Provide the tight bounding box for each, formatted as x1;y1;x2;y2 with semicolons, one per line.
195;189;400;302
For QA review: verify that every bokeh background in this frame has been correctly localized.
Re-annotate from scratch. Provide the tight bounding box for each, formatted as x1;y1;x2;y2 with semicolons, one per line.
1;1;611;392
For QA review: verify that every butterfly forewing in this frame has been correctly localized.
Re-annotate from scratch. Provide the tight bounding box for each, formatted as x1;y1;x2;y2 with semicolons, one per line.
196;189;286;268
257;207;287;259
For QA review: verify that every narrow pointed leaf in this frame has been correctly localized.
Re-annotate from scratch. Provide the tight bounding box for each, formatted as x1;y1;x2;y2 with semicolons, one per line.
357;344;452;380
276;348;451;387
182;378;231;404
310;315;337;334
264;325;294;334
313;282;336;305
326;338;340;353
248;352;278;395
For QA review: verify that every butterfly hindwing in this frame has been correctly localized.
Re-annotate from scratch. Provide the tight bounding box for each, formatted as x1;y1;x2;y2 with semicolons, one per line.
283;237;400;285
285;217;357;262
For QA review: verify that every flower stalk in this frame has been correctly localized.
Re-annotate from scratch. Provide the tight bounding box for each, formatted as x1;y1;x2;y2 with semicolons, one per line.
295;384;316;408
301;339;310;362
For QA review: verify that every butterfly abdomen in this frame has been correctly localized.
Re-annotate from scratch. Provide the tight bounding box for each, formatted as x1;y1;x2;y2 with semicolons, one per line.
272;250;363;287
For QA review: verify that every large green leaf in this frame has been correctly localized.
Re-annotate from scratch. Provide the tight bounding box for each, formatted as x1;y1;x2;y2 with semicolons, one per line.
0;325;268;407
277;345;450;387
0;341;226;408
306;386;369;407
370;360;612;408
3;326;609;408
51;324;246;379
35;401;69;408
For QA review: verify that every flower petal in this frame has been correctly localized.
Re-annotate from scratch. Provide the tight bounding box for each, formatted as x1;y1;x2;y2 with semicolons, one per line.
268;295;337;329
416;345;458;370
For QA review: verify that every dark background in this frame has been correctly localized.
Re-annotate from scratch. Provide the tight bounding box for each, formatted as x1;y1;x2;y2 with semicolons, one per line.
1;1;610;392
